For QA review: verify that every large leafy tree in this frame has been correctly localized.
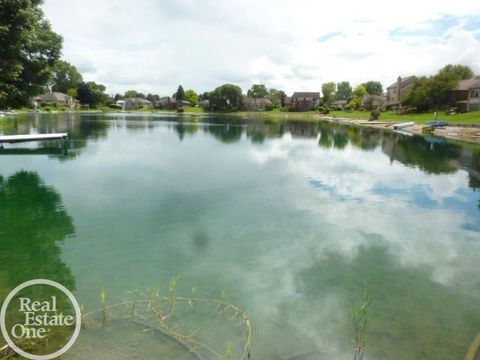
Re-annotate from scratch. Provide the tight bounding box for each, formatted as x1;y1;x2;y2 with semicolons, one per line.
247;84;268;99
429;64;474;108
124;90;139;98
361;81;383;95
321;82;336;104
49;60;82;93
335;81;352;100
76;81;108;107
402;77;432;111
185;89;198;105
402;64;474;110
349;85;367;109
437;64;473;80
0;0;63;109
267;88;286;108
209;84;243;110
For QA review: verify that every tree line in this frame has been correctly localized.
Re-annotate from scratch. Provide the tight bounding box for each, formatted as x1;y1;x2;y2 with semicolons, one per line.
0;1;475;112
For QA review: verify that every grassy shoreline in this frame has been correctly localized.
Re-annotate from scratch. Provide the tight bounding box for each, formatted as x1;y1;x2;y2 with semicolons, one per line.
155;107;480;125
6;106;480;125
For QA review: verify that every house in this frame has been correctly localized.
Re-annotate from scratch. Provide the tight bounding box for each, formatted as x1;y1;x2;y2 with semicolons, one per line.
116;98;153;110
450;76;480;112
243;97;273;111
386;76;416;109
331;99;349;109
362;95;387;110
158;97;191;109
35;92;79;109
287;92;321;111
199;99;210;109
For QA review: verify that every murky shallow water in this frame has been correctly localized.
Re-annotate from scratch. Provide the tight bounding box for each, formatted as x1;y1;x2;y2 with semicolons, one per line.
0;113;479;359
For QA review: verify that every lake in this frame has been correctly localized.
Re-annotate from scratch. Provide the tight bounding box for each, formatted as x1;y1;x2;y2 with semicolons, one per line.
0;112;479;359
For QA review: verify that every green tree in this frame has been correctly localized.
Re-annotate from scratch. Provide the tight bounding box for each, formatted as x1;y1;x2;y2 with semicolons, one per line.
322;82;337;104
76;81;108;107
209;84;243;111
124;90;139;98
437;64;473;80
335;81;352;100
267;88;286;108
67;88;77;98
0;0;63;109
247;84;268;98
175;85;185;101
50;60;83;93
402;77;432;111
362;81;383;95
349;85;367;109
88;81;109;105
185;89;198;105
402;65;474;111
429;64;474;108
199;92;210;100
76;82;95;106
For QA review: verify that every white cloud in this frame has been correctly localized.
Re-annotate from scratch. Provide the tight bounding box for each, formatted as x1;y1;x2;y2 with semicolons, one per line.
42;0;480;95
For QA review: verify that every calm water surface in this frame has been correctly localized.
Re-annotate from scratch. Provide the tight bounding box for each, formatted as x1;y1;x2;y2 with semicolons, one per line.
0;113;479;359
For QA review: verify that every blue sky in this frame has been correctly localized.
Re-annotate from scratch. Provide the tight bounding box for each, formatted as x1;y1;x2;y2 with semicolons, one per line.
42;0;480;95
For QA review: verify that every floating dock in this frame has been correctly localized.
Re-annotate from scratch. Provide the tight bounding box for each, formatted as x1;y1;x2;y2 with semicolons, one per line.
0;133;68;144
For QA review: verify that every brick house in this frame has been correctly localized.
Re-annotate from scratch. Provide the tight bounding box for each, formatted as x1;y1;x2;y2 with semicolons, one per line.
286;92;321;111
450;76;480;112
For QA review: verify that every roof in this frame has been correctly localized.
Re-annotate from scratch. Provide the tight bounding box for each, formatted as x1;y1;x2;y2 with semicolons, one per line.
387;76;416;89
291;92;320;99
363;95;386;101
454;77;480;91
36;92;72;102
125;98;152;104
244;97;272;104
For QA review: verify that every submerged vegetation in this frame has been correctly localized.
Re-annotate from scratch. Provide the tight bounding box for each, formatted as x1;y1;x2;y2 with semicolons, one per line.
351;288;373;360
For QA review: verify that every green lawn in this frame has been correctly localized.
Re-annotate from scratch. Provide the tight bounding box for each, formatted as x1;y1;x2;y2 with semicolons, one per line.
329;110;480;125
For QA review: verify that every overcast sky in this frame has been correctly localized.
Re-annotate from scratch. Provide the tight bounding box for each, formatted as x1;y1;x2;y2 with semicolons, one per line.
42;0;480;96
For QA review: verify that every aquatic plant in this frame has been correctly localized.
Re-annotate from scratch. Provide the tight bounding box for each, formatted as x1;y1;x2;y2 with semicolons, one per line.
100;287;107;324
351;287;373;360
80;279;253;360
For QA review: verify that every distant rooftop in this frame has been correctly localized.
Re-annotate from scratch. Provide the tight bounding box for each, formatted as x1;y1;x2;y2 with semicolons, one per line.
36;92;72;102
387;76;416;89
291;92;320;99
454;76;480;91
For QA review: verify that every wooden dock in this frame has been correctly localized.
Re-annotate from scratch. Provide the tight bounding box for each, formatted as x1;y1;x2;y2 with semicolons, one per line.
0;133;68;144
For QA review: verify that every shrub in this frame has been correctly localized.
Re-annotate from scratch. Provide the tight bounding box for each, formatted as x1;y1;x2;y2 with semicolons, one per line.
44;106;52;112
369;109;381;120
41;101;58;108
318;106;330;114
